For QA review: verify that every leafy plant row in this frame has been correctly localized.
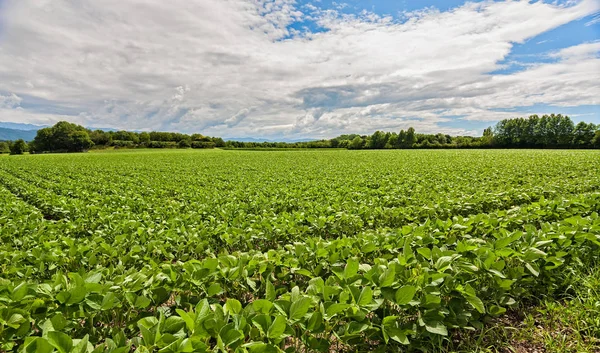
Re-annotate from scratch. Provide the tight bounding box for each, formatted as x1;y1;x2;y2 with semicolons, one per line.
2;194;599;352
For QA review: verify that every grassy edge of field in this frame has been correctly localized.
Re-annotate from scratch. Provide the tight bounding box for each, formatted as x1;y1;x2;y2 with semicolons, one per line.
448;261;600;353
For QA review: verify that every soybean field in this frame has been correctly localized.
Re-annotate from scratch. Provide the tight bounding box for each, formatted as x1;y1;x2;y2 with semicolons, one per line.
1;149;599;353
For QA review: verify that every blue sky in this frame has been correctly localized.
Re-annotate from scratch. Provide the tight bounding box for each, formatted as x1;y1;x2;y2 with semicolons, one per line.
0;0;598;139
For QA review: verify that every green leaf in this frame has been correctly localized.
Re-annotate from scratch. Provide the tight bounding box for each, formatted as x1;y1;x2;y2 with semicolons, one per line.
22;337;54;353
395;285;417;305
252;314;272;336
465;295;485;314
72;334;90;353
425;322;448;336
252;299;273;314
307;311;323;332
224;299;242;316
176;309;195;332
265;280;276;302
48;332;73;353
344;258;359;279
267;315;287;339
387;327;410;345
325;303;349;318
206;283;222;296
417;247;432;260
289;297;311;321
243;342;279;353
357;287;373;306
525;263;540;277
494;232;522;249
219;324;243;347
67;286;87;305
163;316;186;333
101;292;120;310
12;282;28;301
489;305;507;316
56;291;70;304
203;258;219;271
6;313;26;329
85;272;102;284
134;295;151;309
378;266;396;287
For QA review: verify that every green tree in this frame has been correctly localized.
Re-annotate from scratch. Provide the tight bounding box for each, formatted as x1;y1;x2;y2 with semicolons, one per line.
89;129;111;146
405;127;417;148
178;139;192;148
435;133;447;145
0;141;9;154
397;130;406;148
212;137;226;147
139;132;151;144
593;130;600;148
387;133;398;149
369;131;387;149
481;127;494;147
10;139;27;155
348;136;364;150
70;131;94;151
555;115;574;147
32;121;94;152
572;122;595;148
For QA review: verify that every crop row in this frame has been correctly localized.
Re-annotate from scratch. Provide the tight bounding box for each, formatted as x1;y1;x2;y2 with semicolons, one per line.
1;167;598;258
2;191;599;351
1;150;599;352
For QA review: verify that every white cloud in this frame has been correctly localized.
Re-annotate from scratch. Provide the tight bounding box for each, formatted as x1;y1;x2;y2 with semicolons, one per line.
0;93;22;109
0;0;598;138
549;41;600;60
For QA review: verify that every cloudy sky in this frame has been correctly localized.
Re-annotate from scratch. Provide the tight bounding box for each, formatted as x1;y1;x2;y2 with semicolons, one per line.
0;0;598;139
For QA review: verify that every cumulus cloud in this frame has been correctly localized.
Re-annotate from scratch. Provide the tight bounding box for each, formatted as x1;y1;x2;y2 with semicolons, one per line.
0;0;598;138
0;93;22;109
549;41;600;60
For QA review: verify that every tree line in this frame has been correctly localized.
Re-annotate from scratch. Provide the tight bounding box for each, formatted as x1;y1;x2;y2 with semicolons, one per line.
0;121;227;154
1;114;598;154
328;115;598;150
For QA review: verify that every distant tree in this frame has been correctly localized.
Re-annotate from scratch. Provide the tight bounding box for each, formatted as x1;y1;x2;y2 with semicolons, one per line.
481;127;494;147
593;130;600;148
387;133;398;148
0;141;9;154
31;121;94;153
191;141;216;149
435;133;447;145
139;132;151;144
212;137;226;147
555;114;574;147
405;127;417;148
397;130;406;148
338;139;350;149
10;139;27;155
348;136;364;150
369;131;387;149
70;131;95;151
178;139;192;148
572;122;595;148
89;129;111;146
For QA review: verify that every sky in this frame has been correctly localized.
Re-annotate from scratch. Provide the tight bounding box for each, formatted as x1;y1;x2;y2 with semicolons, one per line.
0;0;598;140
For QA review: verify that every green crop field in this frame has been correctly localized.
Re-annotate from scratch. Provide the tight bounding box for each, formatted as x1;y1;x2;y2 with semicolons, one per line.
1;149;599;353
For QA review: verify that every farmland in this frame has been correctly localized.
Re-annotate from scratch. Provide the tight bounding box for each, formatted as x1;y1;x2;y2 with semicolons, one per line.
1;149;599;352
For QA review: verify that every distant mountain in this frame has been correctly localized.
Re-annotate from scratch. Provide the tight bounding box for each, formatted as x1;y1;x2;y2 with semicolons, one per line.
0;128;38;141
0;122;47;130
0;121;319;142
88;127;120;132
